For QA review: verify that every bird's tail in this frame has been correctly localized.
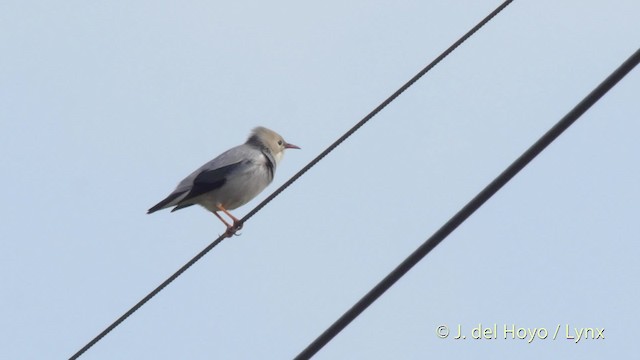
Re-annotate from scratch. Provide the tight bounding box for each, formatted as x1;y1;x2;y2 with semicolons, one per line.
147;191;187;214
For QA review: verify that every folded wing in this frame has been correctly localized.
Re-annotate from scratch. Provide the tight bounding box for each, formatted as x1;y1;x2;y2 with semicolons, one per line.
147;161;243;213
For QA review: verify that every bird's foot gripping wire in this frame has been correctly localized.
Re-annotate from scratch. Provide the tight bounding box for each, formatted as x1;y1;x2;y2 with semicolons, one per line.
214;206;243;238
223;221;243;238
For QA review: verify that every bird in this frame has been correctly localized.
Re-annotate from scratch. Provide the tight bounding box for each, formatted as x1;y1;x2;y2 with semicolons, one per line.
148;126;300;237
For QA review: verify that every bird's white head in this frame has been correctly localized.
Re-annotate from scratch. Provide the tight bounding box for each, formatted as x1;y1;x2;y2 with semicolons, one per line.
247;126;300;165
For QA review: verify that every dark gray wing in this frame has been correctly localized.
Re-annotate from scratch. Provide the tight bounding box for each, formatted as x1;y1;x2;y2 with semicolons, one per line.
168;161;245;211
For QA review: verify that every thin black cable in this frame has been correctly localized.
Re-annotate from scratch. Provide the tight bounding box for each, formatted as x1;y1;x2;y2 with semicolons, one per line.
69;235;227;359
70;1;513;358
294;48;640;360
240;0;514;225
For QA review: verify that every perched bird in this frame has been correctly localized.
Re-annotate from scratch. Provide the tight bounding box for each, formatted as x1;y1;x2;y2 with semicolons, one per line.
148;127;299;237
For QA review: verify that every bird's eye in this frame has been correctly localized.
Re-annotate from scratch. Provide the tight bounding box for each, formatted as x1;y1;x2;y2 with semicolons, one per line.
278;140;283;146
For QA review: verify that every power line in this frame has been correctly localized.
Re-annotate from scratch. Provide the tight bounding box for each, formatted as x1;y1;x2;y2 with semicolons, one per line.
294;47;640;360
70;1;514;358
69;237;228;359
240;0;514;225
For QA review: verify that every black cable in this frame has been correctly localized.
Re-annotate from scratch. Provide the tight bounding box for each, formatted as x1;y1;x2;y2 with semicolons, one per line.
240;0;514;225
294;48;640;360
70;1;514;358
69;235;227;359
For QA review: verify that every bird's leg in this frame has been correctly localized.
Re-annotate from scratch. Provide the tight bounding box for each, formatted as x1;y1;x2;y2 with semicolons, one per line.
213;211;238;238
213;211;233;228
215;204;243;237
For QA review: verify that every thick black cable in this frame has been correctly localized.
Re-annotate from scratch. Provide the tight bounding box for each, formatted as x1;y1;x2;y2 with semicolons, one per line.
70;1;513;358
294;48;640;360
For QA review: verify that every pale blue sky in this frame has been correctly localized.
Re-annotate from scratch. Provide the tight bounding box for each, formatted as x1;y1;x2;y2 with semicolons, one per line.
2;1;639;359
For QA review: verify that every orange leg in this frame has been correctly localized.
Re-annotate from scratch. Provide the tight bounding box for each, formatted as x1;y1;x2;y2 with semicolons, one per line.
215;204;243;238
216;204;240;223
213;211;233;228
